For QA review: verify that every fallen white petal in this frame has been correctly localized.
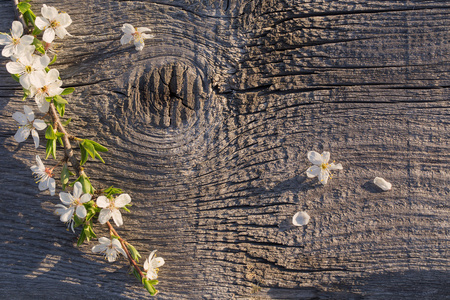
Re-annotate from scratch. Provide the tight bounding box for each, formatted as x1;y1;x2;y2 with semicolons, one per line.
374;177;392;191
292;211;310;226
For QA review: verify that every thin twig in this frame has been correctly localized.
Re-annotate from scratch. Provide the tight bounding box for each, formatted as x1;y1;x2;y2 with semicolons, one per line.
107;221;145;279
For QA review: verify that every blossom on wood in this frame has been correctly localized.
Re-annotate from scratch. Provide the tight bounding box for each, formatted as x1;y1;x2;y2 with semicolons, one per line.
306;151;343;185
120;23;154;51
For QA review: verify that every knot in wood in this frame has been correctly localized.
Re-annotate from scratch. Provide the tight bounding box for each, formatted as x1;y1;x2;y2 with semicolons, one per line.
137;61;207;128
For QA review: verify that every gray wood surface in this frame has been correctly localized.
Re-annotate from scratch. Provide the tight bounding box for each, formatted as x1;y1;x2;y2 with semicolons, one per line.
0;0;449;299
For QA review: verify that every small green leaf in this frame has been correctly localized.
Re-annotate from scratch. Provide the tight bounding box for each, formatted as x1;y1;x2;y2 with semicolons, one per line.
45;124;56;140
61;118;72;126
17;2;31;14
80;144;88;165
11;74;20;83
81;140;96;159
104;186;123;197
131;267;141;281
54;95;68;104
61;87;75;95
45;138;56;159
148;280;159;286
49;54;57;65
143;278;158;296
55;101;65;117
22;88;30;101
127;244;141;263
75;174;95;194
32;38;45;54
95;151;105;164
88;140;108;152
61;163;71;190
122;206;130;213
77;229;87;246
73;215;84;228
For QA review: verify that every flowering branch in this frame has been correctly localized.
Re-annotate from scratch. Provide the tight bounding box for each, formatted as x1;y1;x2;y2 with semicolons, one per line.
2;1;163;296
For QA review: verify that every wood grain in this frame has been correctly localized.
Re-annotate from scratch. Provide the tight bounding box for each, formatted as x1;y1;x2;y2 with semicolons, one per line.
0;0;449;299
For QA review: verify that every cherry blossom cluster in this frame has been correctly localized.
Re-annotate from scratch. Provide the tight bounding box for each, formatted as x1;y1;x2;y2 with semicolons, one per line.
1;2;163;296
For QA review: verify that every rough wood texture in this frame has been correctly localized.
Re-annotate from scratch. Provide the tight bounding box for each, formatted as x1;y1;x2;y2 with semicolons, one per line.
1;0;449;299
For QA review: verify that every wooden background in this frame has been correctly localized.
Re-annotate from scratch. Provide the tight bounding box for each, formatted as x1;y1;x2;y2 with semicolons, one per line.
0;0;449;299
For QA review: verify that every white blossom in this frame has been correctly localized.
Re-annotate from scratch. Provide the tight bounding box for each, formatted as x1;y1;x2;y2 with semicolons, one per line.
0;21;34;57
373;177;392;191
55;182;92;223
35;4;72;43
12;105;47;148
29;69;64;113
30;155;56;195
6;52;50;89
306;151;342;185
96;194;131;226
143;250;165;280
92;237;127;262
120;23;154;51
292;211;310;226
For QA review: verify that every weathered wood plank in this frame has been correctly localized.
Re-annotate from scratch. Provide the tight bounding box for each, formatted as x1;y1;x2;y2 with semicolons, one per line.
0;0;449;299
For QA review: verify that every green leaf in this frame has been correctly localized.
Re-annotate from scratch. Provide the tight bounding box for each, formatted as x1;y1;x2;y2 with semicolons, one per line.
22;88;30;101
61;87;75;95
45;124;56;140
45;138;56;159
17;2;31;14
61;118;72;126
81;140;96;159
32;38;45;54
80;144;88;166
11;74;20;83
49;54;57;65
73;215;84;228
54;95;68;105
75;174;95;194
127;244;141;263
143;278;158;296
87;140;108;152
131;267;141;281
55;101;65;117
95;152;105;164
148;280;159;286
61;163;71;190
77;228;87;246
104;186;123;197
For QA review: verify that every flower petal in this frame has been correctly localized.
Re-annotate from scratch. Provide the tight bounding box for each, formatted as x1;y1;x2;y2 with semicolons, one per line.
6;61;24;75
2;44;14;57
321;151;330;164
23;105;34;122
137;27;152;33
374;177;392;191
41;4;58;20
143;258;149;271
114;194;131;207
80;193;92;203
120;34;133;45
33;119;47;131
35;155;45;170
96;196;110;208
73;181;83;199
59;191;74;205
152;257;165;268
98;208;112;224
54;26;68;39
292;211;310;226
318;169;329;185
47;69;60;82
306;165;320;178
31;129;40;148
146;269;158;280
38;179;49;191
328;163;343;170
42;28;55;43
14;127;30;143
111;209;123;227
56;13;72;27
35;17;50;30
20;35;34;45
0;34;11;46
141;33;154;40
36;97;50;113
98;237;111;245
48;178;56;196
92;244;107;253
11;21;23;39
76;205;87;219
60;206;74;222
307;151;323;165
12;112;28;125
121;24;135;34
